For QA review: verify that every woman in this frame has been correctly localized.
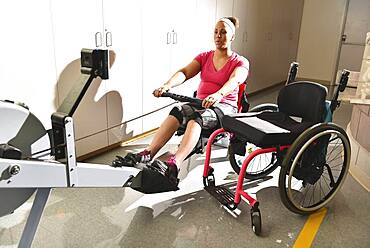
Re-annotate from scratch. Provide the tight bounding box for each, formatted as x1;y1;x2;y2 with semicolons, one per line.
113;17;249;187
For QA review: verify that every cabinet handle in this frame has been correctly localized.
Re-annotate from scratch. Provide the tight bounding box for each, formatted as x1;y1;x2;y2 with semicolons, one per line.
106;31;112;47
166;32;171;44
95;32;102;47
172;32;177;44
243;32;247;42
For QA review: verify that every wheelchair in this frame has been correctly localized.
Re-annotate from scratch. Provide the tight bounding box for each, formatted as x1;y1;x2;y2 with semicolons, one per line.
162;64;351;236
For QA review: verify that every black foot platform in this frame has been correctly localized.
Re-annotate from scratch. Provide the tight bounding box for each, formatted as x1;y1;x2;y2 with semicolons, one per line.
205;185;237;210
124;164;179;194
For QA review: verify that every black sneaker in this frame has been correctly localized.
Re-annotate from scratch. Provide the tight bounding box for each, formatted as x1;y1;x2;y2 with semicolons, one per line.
149;159;179;187
111;150;151;167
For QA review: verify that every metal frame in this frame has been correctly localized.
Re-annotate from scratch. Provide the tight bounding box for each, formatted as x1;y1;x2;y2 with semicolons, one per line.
0;116;140;248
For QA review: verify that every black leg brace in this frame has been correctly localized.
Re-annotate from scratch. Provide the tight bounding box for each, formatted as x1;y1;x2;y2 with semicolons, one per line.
169;105;203;128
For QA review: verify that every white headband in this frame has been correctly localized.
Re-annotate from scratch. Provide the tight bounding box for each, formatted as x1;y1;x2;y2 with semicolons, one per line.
219;18;236;36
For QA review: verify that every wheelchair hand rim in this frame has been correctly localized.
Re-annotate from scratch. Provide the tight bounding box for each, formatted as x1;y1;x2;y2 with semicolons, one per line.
287;129;350;212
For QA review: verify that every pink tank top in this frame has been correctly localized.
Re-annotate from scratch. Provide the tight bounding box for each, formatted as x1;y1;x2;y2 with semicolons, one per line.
194;50;249;107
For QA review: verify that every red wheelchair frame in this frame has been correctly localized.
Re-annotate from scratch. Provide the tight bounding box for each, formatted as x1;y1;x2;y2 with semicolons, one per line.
200;68;350;236
203;129;290;208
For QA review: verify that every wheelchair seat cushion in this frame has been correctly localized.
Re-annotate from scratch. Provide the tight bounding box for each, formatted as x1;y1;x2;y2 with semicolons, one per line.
222;111;315;147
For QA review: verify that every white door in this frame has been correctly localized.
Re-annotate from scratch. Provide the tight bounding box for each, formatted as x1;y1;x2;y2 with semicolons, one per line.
50;0;104;76
287;0;304;64
170;0;199;97
273;0;290;82
244;0;259;90
338;0;370;72
216;0;234;19
0;0;57;129
142;0;173;115
196;0;217;53
232;0;248;56
51;0;109;154
103;0;144;144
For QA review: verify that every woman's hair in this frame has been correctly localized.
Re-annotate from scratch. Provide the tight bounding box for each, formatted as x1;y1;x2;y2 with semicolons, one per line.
224;16;239;29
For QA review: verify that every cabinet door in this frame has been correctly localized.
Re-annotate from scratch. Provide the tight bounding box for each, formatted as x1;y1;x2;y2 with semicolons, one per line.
170;0;199;97
244;0;259;91
51;0;109;154
142;0;172;115
196;0;217;53
0;0;56;129
287;0;304;63
103;0;143;145
271;0;286;83
50;0;104;76
216;0;234;19
232;0;248;56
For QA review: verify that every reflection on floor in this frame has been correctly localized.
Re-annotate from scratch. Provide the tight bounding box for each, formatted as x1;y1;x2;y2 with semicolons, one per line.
1;85;369;248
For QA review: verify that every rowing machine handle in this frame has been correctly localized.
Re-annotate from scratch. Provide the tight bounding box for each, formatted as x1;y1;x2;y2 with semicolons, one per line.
161;92;203;108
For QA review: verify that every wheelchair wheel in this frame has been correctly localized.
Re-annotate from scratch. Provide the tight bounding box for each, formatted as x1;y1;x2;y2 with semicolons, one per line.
249;103;278;113
228;144;279;179
251;207;262;236
278;123;350;215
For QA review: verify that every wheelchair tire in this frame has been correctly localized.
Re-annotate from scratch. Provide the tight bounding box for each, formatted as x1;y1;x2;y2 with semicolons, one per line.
228;145;279;179
249;103;278;113
278;123;351;215
227;103;279;179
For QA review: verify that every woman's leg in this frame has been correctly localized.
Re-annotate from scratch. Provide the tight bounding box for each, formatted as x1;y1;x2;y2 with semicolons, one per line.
146;115;181;157
173;119;202;166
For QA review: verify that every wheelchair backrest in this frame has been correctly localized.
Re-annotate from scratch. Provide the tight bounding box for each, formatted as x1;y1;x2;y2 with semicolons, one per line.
277;81;327;123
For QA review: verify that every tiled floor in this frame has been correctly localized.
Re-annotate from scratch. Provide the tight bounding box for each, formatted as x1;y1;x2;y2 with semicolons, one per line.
0;85;369;248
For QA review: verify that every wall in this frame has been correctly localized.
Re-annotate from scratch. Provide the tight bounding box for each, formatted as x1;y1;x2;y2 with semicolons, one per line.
297;0;347;84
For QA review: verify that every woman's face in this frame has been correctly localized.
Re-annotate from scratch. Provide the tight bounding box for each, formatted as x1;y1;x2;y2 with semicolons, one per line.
214;21;234;49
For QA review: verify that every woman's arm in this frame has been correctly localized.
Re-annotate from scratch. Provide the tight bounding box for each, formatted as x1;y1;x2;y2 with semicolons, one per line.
153;60;201;97
217;66;249;96
202;66;249;108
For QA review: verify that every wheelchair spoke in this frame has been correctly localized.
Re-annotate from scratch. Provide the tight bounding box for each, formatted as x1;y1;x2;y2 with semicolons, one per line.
232;146;278;178
282;127;351;212
326;149;343;164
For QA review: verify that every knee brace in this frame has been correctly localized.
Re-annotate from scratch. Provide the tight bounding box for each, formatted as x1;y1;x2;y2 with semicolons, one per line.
188;112;203;127
169;106;183;124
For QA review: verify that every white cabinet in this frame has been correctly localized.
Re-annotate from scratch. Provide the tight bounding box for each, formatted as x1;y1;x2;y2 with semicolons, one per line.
244;0;259;83
244;0;304;93
286;0;304;64
0;0;57;129
103;0;143;145
216;0;234;19
232;0;248;56
142;0;173;116
50;0;105;76
50;0;109;153
141;0;198;132
195;0;217;53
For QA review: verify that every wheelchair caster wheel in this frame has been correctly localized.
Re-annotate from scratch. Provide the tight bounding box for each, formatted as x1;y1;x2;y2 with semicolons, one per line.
203;166;215;187
250;208;262;236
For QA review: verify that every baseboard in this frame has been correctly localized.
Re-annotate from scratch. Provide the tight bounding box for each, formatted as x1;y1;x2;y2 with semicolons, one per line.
77;128;158;161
